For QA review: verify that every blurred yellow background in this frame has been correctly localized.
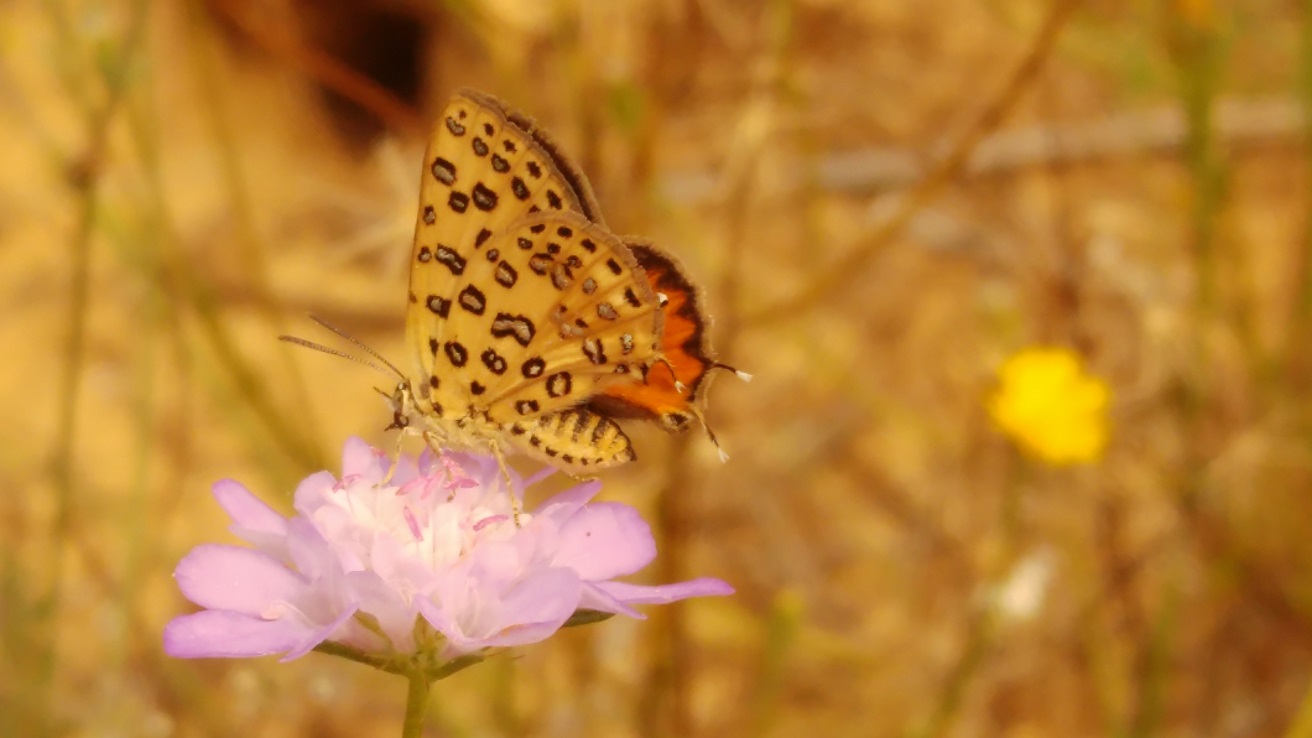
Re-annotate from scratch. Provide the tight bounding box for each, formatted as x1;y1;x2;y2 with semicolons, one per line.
5;0;1310;736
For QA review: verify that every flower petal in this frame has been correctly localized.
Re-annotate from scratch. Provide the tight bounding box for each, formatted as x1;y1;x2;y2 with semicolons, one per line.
174;544;305;613
592;577;735;607
534;480;602;524
285;516;357;582
212;479;287;535
420;566;581;655
346;570;418;652
279;602;360;662
481;567;582;646
577;582;643;618
340;436;387;479
163;610;309;658
552;502;654;580
291;471;341;516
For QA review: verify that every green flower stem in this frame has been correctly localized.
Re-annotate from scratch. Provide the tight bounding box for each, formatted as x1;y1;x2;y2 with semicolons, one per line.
313;642;404;675
402;669;432;738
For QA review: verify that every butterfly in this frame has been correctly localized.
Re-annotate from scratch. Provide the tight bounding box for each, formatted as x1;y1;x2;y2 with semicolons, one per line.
383;88;751;475
287;89;740;481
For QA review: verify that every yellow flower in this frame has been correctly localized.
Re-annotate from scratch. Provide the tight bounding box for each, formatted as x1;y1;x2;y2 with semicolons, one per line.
988;347;1110;465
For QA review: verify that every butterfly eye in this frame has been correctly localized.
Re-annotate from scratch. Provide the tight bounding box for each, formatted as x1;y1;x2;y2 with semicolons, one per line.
385;409;410;432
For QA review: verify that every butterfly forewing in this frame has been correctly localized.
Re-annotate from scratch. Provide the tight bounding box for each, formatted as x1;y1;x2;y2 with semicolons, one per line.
407;90;596;410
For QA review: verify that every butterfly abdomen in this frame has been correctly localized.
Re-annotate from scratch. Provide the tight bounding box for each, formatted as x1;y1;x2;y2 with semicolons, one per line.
510;407;636;472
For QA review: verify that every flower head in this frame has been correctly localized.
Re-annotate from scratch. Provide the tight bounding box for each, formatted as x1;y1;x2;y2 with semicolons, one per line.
987;347;1110;465
164;438;732;667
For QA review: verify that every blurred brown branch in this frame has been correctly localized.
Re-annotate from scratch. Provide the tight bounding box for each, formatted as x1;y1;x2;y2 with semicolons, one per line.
208;0;424;137
663;95;1302;202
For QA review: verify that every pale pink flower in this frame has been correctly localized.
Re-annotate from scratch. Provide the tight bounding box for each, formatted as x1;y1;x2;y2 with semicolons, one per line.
164;438;732;664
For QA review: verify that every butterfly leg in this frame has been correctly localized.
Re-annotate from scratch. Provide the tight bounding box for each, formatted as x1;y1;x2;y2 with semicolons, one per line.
379;429;412;485
489;441;523;527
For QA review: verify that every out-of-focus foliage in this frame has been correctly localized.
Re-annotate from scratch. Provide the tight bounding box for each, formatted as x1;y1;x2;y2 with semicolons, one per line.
4;0;1311;736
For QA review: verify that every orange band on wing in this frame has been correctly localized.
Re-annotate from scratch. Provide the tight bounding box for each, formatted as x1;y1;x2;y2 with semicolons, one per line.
588;243;717;431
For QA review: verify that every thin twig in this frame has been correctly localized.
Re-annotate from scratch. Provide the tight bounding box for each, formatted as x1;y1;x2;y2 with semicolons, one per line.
660;95;1303;202
209;0;423;137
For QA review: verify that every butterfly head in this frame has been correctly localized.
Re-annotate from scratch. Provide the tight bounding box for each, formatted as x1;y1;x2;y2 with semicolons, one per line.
380;381;418;432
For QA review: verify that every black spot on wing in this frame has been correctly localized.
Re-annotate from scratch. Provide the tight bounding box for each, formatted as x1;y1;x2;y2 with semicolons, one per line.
582;338;606;365
495;261;518;288
434;246;466;275
551;264;573;290
529;254;553;275
522;357;545;378
546;372;573;398
444;341;468;367
481;349;507;375
491;313;536;347
458;285;486;315
472;182;498;211
431;157;456;185
448;192;469;213
426;296;450;317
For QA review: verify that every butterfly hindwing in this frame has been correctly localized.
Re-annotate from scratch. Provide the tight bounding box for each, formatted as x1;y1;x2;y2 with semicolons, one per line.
430;211;662;423
588;242;719;432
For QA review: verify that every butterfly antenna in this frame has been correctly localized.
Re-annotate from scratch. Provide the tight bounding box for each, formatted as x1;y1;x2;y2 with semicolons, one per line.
692;408;730;463
304;314;407;381
710;361;753;383
279;335;393;377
